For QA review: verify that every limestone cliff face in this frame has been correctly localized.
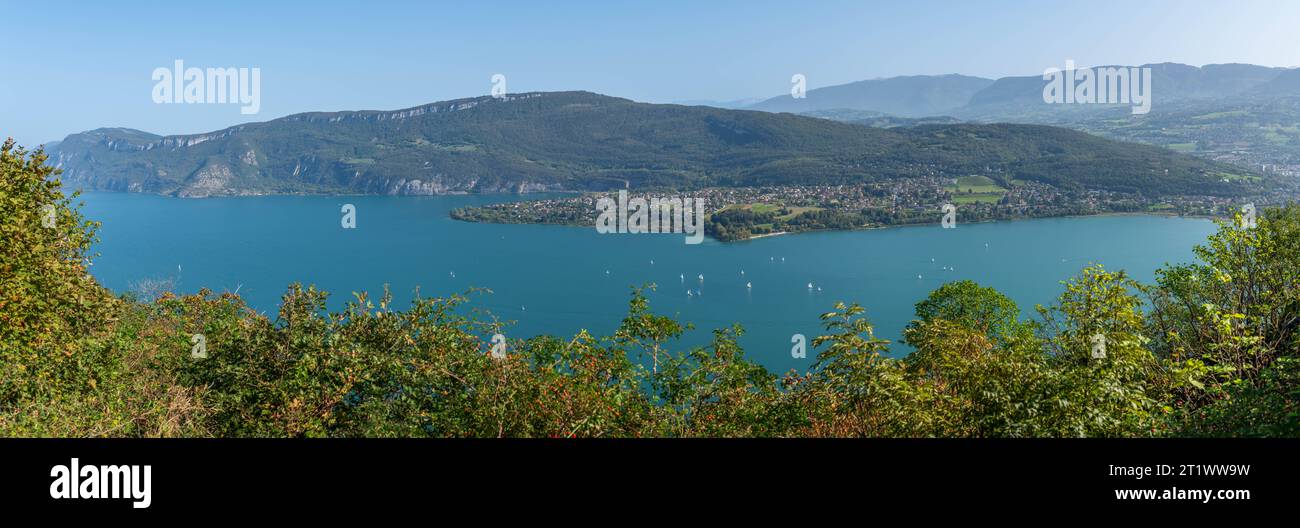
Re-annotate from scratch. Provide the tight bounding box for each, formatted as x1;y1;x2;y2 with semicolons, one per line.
56;149;568;197
364;177;566;196
48;93;573;197
374;176;467;195
176;163;237;198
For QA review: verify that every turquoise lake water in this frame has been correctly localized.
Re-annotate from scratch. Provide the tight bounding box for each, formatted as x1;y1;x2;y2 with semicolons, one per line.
77;192;1218;373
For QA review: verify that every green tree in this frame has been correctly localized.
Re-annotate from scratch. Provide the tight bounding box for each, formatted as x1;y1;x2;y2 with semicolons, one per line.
1036;265;1163;437
904;282;1048;437
1148;205;1300;436
0;139;115;405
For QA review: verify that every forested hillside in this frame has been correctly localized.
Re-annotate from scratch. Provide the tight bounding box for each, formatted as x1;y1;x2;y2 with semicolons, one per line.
48;92;1254;198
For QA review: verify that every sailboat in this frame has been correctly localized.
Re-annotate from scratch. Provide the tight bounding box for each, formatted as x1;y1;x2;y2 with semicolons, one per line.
807;282;813;289
698;274;704;281
746;282;752;289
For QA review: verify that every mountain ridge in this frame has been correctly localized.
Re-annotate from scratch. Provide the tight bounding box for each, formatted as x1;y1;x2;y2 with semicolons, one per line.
48;90;1254;199
749;74;995;117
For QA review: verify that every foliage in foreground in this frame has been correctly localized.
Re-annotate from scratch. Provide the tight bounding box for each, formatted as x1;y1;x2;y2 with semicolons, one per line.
1;139;1296;437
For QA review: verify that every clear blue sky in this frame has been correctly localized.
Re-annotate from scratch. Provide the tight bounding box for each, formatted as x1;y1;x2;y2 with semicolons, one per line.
3;0;1299;146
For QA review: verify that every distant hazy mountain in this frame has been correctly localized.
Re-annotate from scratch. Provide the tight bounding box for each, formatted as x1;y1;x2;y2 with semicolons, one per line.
734;64;1299;123
1249;68;1300;97
961;63;1293;118
747;75;995;117
48;91;1248;198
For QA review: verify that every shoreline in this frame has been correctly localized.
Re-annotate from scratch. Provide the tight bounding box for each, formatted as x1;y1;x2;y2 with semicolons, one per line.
452;210;1226;243
730;211;1226;242
80;188;1234;242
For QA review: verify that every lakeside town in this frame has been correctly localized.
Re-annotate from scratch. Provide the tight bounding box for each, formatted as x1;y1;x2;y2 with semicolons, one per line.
449;175;1289;242
447;93;1300;243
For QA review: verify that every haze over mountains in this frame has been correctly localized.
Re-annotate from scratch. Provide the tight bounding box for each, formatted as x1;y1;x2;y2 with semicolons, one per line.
748;74;995;117
47;91;1252;199
738;63;1300;120
727;62;1300;177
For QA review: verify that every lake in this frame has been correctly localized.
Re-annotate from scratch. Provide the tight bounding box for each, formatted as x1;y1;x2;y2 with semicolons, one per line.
77;192;1218;373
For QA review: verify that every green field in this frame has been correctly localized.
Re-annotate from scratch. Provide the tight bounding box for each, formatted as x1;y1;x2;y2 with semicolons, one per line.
952;194;1003;204
747;203;781;214
724;203;823;220
951;175;1004;193
778;206;821;220
948;175;1006;204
